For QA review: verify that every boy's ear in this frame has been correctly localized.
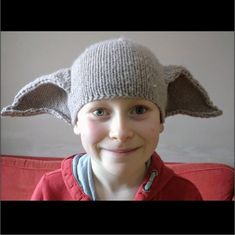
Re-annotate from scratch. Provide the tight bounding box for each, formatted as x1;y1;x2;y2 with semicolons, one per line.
163;65;223;118
1;68;72;124
159;123;164;133
73;123;80;136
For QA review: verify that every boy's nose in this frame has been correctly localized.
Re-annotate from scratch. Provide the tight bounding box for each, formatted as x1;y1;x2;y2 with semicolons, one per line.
109;115;134;142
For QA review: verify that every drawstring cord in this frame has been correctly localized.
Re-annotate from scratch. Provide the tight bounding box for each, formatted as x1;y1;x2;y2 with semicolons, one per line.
143;170;158;192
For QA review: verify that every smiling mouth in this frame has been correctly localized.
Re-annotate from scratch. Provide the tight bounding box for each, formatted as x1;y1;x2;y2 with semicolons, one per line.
101;146;141;154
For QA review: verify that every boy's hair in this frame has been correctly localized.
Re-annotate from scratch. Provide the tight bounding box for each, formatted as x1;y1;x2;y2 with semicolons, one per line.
1;38;222;125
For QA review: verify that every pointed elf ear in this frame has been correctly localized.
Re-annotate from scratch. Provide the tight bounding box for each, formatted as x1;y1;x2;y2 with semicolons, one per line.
163;65;222;118
1;68;72;124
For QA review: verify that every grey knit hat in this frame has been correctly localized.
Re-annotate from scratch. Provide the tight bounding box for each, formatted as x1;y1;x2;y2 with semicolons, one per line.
1;38;222;125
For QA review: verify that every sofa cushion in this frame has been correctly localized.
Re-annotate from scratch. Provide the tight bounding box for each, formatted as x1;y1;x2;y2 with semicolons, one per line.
0;155;234;200
0;155;61;200
167;162;234;200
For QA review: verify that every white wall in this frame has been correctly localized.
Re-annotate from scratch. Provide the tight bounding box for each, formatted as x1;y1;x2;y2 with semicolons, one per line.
1;32;234;166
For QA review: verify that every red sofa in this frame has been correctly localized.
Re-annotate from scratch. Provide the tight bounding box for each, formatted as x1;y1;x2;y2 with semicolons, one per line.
1;154;234;200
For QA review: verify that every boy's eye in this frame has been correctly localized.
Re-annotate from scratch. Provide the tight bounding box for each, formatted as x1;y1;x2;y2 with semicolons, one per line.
132;105;148;115
93;108;107;117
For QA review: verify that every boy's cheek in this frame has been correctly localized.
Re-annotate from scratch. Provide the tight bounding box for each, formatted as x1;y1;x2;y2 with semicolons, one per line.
138;124;159;137
81;120;106;143
149;128;160;143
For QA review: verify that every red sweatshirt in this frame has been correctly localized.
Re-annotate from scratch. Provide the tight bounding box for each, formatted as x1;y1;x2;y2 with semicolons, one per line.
31;152;202;200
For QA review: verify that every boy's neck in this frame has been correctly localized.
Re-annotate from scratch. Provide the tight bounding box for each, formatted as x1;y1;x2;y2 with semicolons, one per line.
91;160;147;200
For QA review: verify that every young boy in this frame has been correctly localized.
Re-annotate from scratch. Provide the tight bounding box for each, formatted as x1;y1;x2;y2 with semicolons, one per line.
1;38;222;200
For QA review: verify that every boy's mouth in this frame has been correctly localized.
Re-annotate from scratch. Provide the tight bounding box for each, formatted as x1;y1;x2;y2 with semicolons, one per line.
101;146;141;154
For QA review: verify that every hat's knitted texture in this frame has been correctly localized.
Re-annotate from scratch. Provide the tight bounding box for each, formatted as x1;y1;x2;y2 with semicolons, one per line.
1;37;223;125
68;38;167;124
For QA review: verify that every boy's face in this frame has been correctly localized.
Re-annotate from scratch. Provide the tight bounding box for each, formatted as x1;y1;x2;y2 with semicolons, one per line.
74;98;164;175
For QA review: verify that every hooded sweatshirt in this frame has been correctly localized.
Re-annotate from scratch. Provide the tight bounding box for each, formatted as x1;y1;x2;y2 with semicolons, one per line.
31;152;202;200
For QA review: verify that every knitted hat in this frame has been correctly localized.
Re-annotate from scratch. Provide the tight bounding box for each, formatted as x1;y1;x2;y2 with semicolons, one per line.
1;38;222;125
